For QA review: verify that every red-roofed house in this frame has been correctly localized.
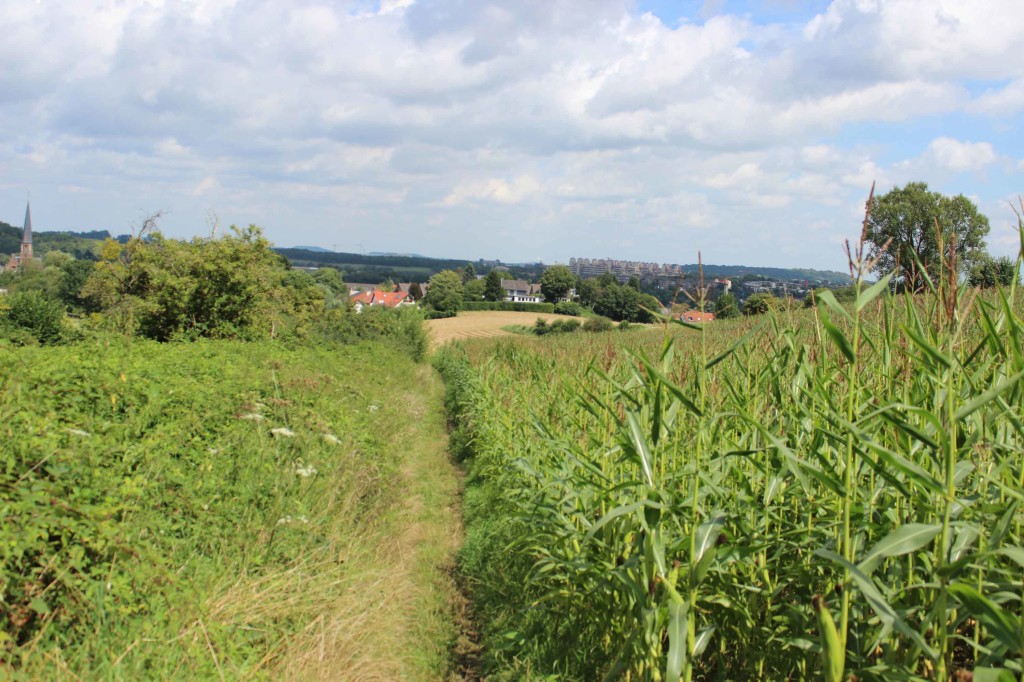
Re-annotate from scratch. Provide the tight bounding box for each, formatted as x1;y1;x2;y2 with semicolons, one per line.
350;289;413;312
680;311;716;324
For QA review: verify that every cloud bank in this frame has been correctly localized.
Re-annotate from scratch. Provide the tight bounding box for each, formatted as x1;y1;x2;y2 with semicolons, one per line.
1;0;1022;267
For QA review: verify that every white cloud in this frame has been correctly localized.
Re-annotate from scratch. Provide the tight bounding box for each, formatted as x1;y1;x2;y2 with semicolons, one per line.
926;137;997;172
192;176;218;196
970;79;1024;116
2;0;1022;267
442;175;542;206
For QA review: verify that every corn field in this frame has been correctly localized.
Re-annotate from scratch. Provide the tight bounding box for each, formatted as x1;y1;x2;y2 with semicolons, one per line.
437;250;1024;680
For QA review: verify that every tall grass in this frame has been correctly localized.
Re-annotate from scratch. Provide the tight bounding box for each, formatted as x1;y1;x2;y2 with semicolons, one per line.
438;224;1024;680
1;336;452;679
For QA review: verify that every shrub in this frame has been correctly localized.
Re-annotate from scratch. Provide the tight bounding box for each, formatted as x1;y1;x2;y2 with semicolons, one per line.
2;290;65;345
553;301;584;316
461;301;556;313
583;316;614;333
551;319;581;333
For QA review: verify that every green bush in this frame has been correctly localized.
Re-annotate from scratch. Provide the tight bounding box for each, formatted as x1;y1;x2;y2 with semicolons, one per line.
583;316;614;332
461;301;555;313
2;290;65;344
550;319;581;334
313;305;428;360
0;339;425;675
553;301;583;316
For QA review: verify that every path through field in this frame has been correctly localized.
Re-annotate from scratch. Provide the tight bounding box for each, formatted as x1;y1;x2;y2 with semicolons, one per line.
425;311;575;347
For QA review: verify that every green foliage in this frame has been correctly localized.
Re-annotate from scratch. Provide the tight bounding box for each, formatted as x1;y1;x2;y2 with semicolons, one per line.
311;266;346;295
437;263;1024;680
463;278;486;302
582;315;614;332
577;277;600;307
483;270;504;302
866;182;991;292
0;338;431;675
461;263;477;283
969;255;1019;289
460;300;555;313
553;301;584;316
424;270;464;314
58;258;96;311
540;264;576;303
81;226;292;340
743;291;777;315
593;283;649;322
408;281;424;301
713;292;741;319
1;289;65;344
313;305;428;361
533;318;581;336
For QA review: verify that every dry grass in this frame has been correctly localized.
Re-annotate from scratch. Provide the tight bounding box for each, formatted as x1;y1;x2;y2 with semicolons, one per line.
204;367;462;682
425;311;576;348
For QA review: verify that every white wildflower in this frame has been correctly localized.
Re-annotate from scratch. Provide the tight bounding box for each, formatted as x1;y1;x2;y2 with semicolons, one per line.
271;427;296;437
66;428;92;438
277;515;292;525
238;413;264;421
322;433;340;444
368;404;379;413
296;516;309;524
295;462;318;478
208;448;219;455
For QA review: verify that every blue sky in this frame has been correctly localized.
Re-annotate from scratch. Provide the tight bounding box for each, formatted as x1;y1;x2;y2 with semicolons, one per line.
2;0;1022;270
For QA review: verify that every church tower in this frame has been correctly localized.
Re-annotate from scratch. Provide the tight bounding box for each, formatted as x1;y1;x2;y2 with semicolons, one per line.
19;201;33;263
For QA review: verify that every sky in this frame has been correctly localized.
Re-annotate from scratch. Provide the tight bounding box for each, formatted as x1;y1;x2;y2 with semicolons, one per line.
2;0;1023;270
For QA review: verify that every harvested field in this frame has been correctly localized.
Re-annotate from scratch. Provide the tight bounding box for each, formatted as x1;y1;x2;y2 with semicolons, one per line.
425;311;576;347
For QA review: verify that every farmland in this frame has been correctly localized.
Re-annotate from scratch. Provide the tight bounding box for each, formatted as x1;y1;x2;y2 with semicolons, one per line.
437;281;1024;680
424;310;577;347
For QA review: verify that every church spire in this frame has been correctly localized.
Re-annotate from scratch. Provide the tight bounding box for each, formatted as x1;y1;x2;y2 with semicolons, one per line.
23;201;33;245
19;201;33;263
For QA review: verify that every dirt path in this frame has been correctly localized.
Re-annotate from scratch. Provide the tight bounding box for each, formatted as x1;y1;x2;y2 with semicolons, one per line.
271;364;465;681
354;364;465;680
425;311;576;348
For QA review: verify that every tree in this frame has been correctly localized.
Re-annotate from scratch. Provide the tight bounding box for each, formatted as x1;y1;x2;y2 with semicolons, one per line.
626;275;640;291
312;267;346;295
461;263;477;283
969;255;1018;288
865;182;990;292
82;225;287;340
577;278;600;308
598;271;618;288
743;292;777;316
540;265;576;303
594;284;646;322
424;270;464;314
2;290;65;344
59;259;96;311
714;292;741;319
483;270;504;302
408;282;424;301
464;278;486;301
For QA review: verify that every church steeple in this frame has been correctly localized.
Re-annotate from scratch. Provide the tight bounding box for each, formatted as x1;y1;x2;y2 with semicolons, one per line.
20;201;33;262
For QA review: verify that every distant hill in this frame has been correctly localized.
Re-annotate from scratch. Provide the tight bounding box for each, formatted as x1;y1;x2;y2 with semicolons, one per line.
274;246;855;287
293;245;332;252
367;251;427;258
1;221;111;260
677;263;853;285
274;247;474;285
